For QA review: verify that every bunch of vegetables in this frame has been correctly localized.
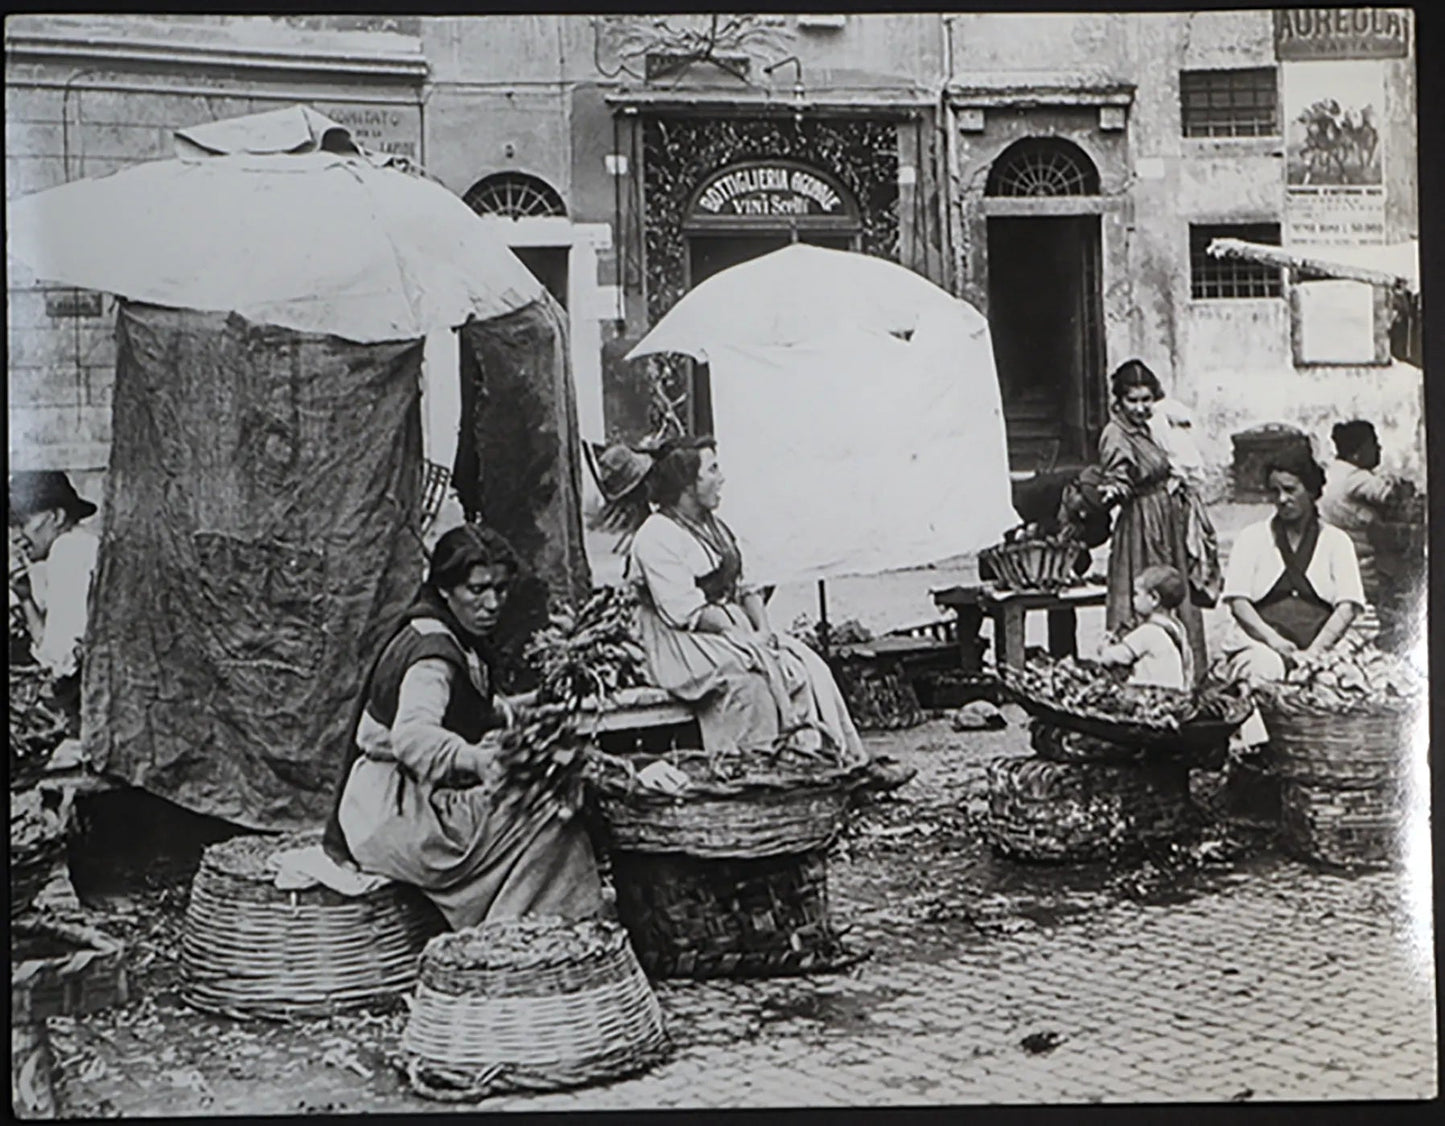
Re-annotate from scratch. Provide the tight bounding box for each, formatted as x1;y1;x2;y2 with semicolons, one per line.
10;665;71;789
427;916;617;970
494;587;649;811
787;615;873;654
1254;634;1425;716
1010;656;1245;731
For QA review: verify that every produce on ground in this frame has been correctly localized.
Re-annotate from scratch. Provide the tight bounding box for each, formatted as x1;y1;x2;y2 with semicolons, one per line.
1008;656;1246;731
787;616;873;653
1254;633;1425;716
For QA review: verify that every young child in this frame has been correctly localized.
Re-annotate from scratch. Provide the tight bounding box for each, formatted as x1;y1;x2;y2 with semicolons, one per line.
1098;564;1195;689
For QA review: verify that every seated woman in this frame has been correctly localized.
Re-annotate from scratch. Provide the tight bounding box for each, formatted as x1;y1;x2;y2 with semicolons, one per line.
1221;452;1365;747
321;523;602;929
604;436;904;785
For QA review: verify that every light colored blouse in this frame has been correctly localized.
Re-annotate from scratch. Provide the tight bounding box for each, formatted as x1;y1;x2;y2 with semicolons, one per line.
627;512;761;631
1118;620;1188;690
28;525;99;678
1222;517;1365;608
355;658;487;786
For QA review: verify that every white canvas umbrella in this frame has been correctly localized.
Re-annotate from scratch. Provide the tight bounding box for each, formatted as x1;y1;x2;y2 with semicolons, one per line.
6;105;544;344
621;244;1018;633
625;243;967;360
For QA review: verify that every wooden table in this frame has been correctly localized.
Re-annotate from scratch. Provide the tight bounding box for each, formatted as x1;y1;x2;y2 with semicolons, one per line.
932;583;1109;673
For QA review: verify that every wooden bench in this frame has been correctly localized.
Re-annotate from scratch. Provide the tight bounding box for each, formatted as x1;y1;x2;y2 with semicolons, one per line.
932;582;1109;673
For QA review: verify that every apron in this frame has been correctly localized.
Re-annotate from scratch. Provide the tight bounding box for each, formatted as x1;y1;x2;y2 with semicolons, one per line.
1254;515;1333;649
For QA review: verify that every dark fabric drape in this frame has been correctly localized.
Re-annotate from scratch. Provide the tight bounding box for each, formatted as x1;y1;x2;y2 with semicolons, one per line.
453;294;591;690
82;301;425;830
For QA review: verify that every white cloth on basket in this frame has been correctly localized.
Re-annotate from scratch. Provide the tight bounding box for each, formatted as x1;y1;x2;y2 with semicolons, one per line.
270;844;392;896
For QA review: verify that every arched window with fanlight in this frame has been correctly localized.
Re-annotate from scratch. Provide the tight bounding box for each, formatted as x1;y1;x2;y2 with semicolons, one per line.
463;172;567;219
985;138;1100;197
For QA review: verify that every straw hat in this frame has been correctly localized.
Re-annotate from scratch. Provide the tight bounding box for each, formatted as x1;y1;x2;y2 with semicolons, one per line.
9;471;97;523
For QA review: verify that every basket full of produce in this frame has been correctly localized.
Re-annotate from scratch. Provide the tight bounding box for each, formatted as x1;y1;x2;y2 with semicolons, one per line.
1002;656;1253;756
11;788;69;918
1253;637;1425;789
181;832;444;1019
979;526;1085;592
10;665;74;791
589;742;864;860
1280;778;1405;870
400;916;670;1101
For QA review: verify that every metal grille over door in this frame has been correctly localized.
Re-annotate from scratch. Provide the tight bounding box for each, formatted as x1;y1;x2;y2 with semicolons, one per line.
463;172;567;218
985;138;1100;197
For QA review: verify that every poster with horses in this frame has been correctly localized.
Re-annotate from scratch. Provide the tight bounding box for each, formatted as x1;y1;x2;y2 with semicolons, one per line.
1283;59;1387;247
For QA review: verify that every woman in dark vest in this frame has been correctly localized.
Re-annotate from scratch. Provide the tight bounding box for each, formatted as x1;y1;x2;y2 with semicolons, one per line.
322;523;601;929
1220;451;1365;747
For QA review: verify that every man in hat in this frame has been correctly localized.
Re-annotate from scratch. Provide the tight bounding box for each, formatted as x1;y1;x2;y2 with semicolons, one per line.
9;471;100;710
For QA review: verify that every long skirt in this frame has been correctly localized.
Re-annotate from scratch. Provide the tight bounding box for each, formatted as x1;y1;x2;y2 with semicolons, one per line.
338;758;602;930
1107;488;1207;683
635;601;866;765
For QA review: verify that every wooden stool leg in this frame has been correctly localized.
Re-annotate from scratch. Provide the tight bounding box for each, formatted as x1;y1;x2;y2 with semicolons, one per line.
954;606;985;672
1047;607;1079;659
998;605;1026;671
12;1020;57;1119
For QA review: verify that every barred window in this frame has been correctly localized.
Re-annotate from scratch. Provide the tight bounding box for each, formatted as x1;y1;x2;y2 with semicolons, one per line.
985;137;1099;197
1181;68;1278;138
1190;223;1283;299
463;172;566;219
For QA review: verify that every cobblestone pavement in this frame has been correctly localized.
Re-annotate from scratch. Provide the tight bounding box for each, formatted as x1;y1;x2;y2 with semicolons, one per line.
47;713;1437;1115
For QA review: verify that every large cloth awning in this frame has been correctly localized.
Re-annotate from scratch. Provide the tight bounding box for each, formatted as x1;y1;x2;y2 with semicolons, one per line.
1207;237;1419;294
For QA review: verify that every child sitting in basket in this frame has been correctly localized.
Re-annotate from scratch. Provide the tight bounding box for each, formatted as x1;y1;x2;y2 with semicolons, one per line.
1097;565;1194;691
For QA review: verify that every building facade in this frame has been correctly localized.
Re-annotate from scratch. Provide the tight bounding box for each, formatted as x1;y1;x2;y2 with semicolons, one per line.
6;10;1423;507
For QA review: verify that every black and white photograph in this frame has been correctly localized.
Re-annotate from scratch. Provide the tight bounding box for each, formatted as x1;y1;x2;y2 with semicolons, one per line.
5;7;1433;1115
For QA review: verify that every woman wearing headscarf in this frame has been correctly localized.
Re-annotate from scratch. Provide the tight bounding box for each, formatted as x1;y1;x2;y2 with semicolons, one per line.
321;523;602;929
1096;361;1216;683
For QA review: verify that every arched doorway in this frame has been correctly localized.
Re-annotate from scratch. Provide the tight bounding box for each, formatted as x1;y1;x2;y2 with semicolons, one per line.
680;159;862;431
984;137;1107;471
464;171;571;308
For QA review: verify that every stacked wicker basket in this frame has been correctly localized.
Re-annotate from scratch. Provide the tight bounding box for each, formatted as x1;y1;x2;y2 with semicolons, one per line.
1261;703;1416;869
180;833;444;1019
400;916;670;1101
590;755;864;978
985;722;1196;862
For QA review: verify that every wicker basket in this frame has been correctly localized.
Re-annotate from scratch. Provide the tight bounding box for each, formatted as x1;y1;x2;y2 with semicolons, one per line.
400;917;670;1102
610;849;866;979
181;833;444;1019
980;539;1079;591
986;757;1194;863
1261;704;1412;789
1281;779;1404;870
592;776;851;859
12;918;129;1024
831;660;925;731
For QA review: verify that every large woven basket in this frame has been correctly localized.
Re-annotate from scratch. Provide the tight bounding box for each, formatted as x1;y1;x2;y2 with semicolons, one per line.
610;849;866;979
980;539;1079;591
1261;704;1413;789
181;833;444;1019
986;757;1194;863
1281;779;1403;870
400;917;670;1102
592;775;851;859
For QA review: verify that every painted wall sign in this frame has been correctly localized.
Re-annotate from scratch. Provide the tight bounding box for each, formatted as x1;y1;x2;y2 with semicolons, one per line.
1275;8;1409;61
44;289;103;318
1283;60;1386;246
310;102;422;161
688;160;858;223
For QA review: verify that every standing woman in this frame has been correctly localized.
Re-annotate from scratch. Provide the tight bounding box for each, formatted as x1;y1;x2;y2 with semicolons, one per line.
1096;361;1210;683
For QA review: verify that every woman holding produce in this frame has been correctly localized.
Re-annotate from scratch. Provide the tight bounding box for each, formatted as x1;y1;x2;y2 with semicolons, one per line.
321;523;606;929
1095;361;1215;684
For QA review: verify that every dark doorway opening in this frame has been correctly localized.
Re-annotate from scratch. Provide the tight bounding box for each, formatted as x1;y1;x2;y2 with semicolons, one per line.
683;233;856;433
512;246;569;310
986;215;1105;472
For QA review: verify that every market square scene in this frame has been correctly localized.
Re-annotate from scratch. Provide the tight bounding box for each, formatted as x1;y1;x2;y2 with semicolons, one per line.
6;9;1434;1115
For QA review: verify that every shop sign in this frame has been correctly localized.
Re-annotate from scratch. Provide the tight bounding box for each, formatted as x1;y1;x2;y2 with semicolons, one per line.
44;289;103;318
690;161;855;221
1275;8;1409;61
310;102;421;161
